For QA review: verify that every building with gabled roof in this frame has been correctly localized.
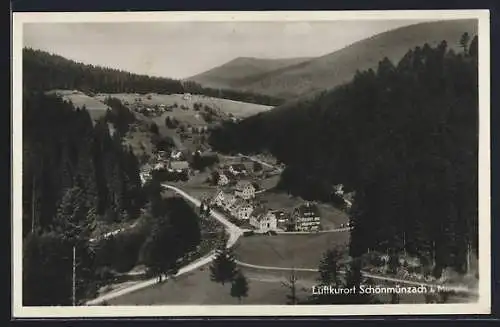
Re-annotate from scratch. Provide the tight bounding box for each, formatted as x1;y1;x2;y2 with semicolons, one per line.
234;180;256;200
250;208;277;231
229;163;247;176
230;199;255;220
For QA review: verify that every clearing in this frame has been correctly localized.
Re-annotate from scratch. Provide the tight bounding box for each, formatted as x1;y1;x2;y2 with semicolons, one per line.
104;266;311;305
233;232;350;270
94;93;273;119
46;90;110;121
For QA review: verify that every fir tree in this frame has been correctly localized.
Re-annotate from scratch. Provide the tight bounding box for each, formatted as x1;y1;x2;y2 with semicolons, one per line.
230;270;249;303
210;246;237;285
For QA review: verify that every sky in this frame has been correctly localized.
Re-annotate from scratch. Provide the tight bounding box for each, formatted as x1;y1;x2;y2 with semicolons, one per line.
23;20;431;79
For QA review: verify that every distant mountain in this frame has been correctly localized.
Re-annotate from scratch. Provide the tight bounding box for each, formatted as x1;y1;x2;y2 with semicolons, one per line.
208;34;479;274
195;20;478;99
188;57;312;89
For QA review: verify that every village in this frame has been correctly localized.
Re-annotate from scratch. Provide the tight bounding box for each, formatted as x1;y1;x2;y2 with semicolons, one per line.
137;144;354;235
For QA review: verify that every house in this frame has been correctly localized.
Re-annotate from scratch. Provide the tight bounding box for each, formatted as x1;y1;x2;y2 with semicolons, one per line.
154;162;168;171
334;184;344;196
273;210;289;229
168;160;190;173
343;192;355;208
230;199;254;220
250;208;278;231
139;172;151;185
234;180;256;200
183;93;192;100
229;163;247;176
292;202;321;232
170;150;184;160
212;189;236;209
217;171;231;186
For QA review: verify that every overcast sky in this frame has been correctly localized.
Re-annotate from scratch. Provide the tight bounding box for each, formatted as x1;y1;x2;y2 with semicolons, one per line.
24;20;430;79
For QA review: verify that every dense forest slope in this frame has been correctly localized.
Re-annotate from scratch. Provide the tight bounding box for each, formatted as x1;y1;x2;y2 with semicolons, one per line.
188;57;312;89
197;20;477;99
23;48;285;106
209;34;479;276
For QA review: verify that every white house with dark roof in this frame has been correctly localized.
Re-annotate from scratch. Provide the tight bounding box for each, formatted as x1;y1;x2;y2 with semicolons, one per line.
217;170;232;186
234;180;256;200
250;208;277;231
230;199;255;220
212;189;237;210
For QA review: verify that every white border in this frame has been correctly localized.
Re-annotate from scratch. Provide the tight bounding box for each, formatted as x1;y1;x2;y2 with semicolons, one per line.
11;10;491;318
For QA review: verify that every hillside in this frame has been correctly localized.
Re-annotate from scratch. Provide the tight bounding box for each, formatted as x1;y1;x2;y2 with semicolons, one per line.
188;57;311;89
206;20;478;99
94;92;273;120
45;90;111;121
209;34;479;276
23;48;284;106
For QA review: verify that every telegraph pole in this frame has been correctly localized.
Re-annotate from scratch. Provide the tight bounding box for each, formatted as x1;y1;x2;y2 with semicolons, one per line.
72;245;76;306
282;267;297;305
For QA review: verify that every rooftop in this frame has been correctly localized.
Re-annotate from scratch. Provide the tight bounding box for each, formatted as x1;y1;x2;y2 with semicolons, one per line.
169;160;190;170
233;198;253;209
295;202;320;217
235;180;254;190
230;163;247;172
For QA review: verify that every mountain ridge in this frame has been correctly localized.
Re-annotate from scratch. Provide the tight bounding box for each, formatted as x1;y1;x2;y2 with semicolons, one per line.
188;56;313;89
190;20;478;99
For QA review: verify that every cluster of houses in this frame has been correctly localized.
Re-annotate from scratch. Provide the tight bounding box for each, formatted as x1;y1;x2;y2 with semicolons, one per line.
210;177;322;232
134;103;174;116
139;149;191;185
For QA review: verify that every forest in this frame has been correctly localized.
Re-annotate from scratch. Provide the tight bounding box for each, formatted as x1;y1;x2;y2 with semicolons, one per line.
209;34;479;276
22;92;202;305
23;48;285;106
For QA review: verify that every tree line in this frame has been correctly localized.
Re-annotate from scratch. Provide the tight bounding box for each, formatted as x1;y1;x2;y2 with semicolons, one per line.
22;92;202;305
208;34;479;277
23;48;285;106
23;92;144;236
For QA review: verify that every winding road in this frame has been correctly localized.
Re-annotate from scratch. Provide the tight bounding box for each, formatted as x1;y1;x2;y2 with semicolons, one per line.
86;184;477;305
236;154;283;173
85;184;243;305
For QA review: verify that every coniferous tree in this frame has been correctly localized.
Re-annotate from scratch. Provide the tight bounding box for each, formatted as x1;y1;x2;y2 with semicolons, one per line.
230;270;249;303
210;245;237;286
318;247;342;287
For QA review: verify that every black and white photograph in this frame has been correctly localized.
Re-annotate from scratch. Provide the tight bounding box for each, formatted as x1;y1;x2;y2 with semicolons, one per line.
11;10;491;317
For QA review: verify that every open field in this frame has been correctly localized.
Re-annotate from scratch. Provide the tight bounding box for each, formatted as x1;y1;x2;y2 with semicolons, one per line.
258;175;281;191
94;93;273;119
233;233;350;269
46;90;110;121
100;260;473;305
317;203;350;230
255;191;303;211
105;266;310;305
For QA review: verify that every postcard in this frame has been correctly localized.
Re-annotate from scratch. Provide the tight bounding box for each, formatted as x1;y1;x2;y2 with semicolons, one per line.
11;9;491;317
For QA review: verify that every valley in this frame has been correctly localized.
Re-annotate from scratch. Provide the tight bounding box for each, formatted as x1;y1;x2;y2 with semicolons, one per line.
21;18;481;309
